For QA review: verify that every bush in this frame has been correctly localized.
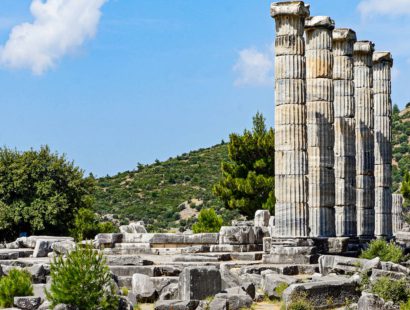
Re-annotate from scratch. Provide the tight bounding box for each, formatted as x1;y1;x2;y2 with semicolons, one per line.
46;245;119;309
371;276;409;304
0;269;33;307
70;208;118;241
282;293;313;310
360;239;405;263
192;208;223;233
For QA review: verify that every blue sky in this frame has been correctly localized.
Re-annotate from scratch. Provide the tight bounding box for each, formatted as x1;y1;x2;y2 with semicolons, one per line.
0;0;408;176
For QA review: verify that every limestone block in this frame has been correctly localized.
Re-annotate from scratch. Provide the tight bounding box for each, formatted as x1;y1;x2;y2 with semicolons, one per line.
356;151;374;175
374;164;392;187
178;266;222;300
308;180;335;207
375;212;393;238
154;300;199;310
307;123;334;147
334;120;355;157
356;188;375;207
274;203;309;237
94;233;123;248
309;206;335;237
306;50;333;78
275;79;306;105
333;80;354;97
357;207;375;237
262;273;298;299
275;175;308;203
374;117;392;140
334;156;355;178
375;143;392;165
275;124;306;151
306;78;333;102
335;177;356;206
270;1;310;19
275;55;305;79
275;104;306;125
275;35;305;56
333;56;354;80
254;210;270;227
373;79;391;95
263;246;316;264
307;147;334;168
334;96;354;118
120;221;147;234
219;226;256;245
335;205;357;237
283;278;360;308
213;293;253;310
354;66;373;88
319;255;380;275
332;29;356;56
105;255;154;266
358;292;396;310
132;273;158;302
374;95;392;116
275;150;307;175
375;187;392;212
51;240;76;255
33;240;53;258
306;101;334;125
356;175;375;189
13;297;41;310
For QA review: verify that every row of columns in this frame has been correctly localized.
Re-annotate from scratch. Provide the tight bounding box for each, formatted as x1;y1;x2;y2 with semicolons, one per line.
271;1;395;240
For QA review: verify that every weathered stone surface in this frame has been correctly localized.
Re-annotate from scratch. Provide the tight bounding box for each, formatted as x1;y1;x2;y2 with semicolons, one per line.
51;240;76;255
393;194;404;235
120;221;147;234
13;297;41;310
214;293;253;310
154;300;199;310
159;283;179;301
178;266;221;300
208;297;228;310
94;233;123;248
283;277;360;308
219;226;255;245
263;246;316;264
33;240;53;258
28;264;48;284
254;210;270;227
131;273;158;302
319;255;380;275
105;255;154;266
358;292;398;310
370;269;406;283
262;272;298;299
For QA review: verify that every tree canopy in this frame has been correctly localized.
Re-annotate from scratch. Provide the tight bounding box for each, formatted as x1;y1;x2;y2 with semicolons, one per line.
0;146;95;240
213;113;275;218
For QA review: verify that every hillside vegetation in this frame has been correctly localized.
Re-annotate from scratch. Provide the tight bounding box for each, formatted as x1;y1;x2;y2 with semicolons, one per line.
94;144;241;232
94;105;410;231
393;105;410;191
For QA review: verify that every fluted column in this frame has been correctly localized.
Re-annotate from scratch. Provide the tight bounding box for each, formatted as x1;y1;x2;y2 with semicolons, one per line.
305;16;335;237
271;1;310;238
333;29;357;237
354;41;375;239
392;194;404;235
373;52;393;239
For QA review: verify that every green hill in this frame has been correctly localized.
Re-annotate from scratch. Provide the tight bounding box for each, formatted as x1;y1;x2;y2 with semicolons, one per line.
94;143;241;232
392;105;410;191
94;105;409;232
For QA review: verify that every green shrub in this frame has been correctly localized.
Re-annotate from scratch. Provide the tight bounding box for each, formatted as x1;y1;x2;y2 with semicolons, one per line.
360;239;405;263
275;283;289;298
282;293;313;310
70;208;117;241
0;269;33;307
192;208;223;233
46;245;119;309
371;276;409;304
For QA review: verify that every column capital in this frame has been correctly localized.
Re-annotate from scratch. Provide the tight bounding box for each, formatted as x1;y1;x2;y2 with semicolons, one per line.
333;28;356;42
373;51;393;66
305;16;335;30
354;41;375;54
271;1;310;18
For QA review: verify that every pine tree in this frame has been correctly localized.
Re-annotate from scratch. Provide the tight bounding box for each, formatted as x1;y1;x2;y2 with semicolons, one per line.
213;112;275;218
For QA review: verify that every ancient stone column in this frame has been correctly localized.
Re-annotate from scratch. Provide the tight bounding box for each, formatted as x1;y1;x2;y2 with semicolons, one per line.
354;41;375;239
305;16;335;237
271;1;310;237
373;52;393;239
333;29;357;237
392;194;403;235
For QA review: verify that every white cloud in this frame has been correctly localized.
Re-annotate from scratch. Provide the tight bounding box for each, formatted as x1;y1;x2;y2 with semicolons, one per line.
358;0;410;17
233;47;273;86
0;0;107;75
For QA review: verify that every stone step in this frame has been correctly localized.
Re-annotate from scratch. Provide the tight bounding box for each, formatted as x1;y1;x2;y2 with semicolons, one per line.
109;265;182;277
118;276;178;290
0;249;34;259
239;264;319;276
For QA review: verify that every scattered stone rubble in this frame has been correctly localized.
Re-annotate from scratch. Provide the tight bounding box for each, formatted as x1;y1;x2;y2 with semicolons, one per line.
0;211;408;310
0;1;408;309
